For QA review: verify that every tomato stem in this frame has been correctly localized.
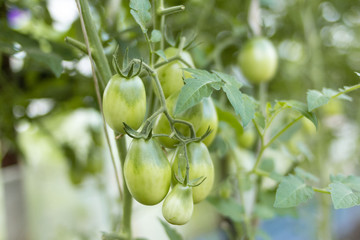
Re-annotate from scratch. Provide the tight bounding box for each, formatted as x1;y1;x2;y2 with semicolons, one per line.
75;0;132;237
117;137;133;239
157;5;185;16
183;144;190;185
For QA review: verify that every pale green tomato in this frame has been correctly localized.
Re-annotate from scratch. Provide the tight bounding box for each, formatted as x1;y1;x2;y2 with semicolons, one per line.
153;91;203;148
172;142;214;204
238;37;278;84
196;98;218;146
124;138;171;205
103;74;146;133
162;184;193;225
156;47;194;98
237;127;256;149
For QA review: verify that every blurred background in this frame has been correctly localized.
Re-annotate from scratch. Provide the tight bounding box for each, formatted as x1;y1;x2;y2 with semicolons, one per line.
1;0;360;239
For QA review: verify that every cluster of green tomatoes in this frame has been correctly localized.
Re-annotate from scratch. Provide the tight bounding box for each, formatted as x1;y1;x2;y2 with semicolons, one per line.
102;47;218;225
101;36;278;225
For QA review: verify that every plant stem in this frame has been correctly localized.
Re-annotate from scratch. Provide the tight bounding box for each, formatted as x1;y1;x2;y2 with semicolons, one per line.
154;55;193;68
313;187;331;194
157;5;185;16
259;83;267;114
117;137;132;239
77;0;112;84
75;0;123;201
184;144;190;185
144;32;154;66
65;36;87;54
263;115;303;149
332;83;360;98
76;0;132;236
251;147;265;173
158;0;165;50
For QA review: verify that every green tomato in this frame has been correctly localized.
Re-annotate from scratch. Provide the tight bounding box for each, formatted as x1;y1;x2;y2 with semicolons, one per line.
237;127;256;149
153;91;203;148
156;47;194;98
238;37;278;84
172;142;214;204
196;97;218;146
124;138;171;205
219;180;232;199
162;184;194;225
103;74;146;134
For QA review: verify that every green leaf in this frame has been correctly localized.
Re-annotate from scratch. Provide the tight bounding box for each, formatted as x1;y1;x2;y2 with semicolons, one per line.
295;167;319;183
159;219;183;240
130;0;151;33
274;174;314;208
26;48;63;77
207;196;244;222
277;100;318;128
155;50;167;61
174;69;223;115
213;71;242;88
329;182;360;209
222;85;256;127
150;29;162;42
307;87;353;112
330;174;360;192
215;103;244;136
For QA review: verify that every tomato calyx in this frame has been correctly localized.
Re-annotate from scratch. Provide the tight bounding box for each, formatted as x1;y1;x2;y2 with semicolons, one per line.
123;122;153;140
173;167;207;188
112;46;143;79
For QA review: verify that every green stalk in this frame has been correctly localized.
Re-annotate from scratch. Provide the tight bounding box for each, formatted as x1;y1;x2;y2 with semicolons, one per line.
78;0;112;83
76;0;132;237
117;138;132;239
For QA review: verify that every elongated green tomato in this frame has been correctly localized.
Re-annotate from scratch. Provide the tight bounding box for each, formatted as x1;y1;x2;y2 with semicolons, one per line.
124;138;171;205
196;98;218;146
102;74;146;133
155;47;194;98
153;91;203;148
162;184;193;225
172;142;214;203
238;37;278;84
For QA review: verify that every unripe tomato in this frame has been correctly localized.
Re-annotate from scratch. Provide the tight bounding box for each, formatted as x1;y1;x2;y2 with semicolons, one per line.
124;138;171;205
153;91;203;148
162;184;193;225
219;180;232;199
196;98;218;146
172;142;214;203
156;47;194;98
103;74;146;133
238;37;278;84
237;127;256;149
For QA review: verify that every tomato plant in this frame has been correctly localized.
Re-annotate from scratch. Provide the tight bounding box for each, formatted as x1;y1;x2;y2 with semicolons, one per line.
238;37;278;84
102;74;146;133
62;0;360;239
162;184;194;225
124;138;171;205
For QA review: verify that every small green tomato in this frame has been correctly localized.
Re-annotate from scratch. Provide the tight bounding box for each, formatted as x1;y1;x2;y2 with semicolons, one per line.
162;184;194;225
